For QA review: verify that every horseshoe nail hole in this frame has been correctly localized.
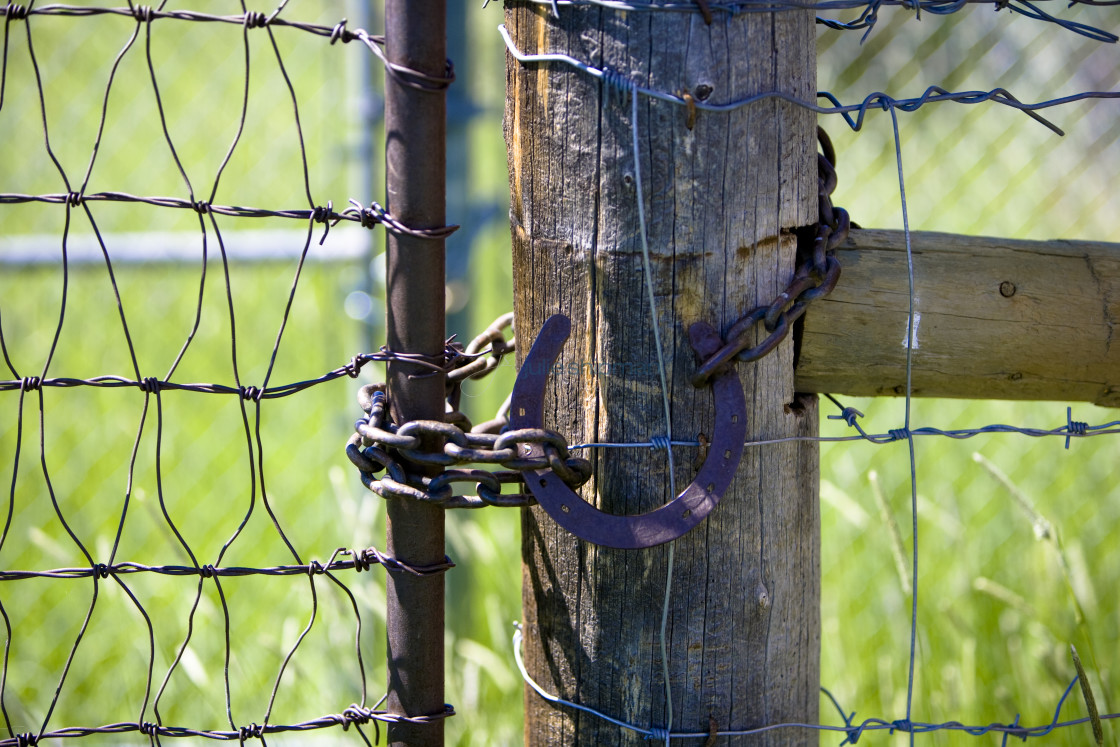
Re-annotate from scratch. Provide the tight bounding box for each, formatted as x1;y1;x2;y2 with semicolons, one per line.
731;415;739;423
561;504;570;513
539;478;548;487
707;483;715;492
723;449;731;459
518;407;526;416
694;83;713;101
682;509;691;518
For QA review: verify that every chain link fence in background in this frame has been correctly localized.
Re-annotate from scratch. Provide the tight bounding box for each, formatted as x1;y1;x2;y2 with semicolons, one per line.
819;3;1120;241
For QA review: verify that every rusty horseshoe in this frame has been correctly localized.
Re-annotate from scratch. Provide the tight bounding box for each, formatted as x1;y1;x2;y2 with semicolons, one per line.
508;314;748;549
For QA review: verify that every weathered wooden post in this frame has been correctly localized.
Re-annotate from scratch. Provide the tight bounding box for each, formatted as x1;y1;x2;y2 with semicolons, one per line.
505;4;821;743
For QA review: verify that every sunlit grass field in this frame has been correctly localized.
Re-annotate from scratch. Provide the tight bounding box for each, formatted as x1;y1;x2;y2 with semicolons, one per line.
1;2;1117;745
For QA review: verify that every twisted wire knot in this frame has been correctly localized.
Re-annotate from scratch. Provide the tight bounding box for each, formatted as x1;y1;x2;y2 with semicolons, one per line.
343;355;362;378
4;4;28;20
243;11;268;28
329;19;355;44
840;723;866;745
131;5;153;22
191;200;211;215
239;385;263;402
837;407;865;427
139;722;159;736
645;726;670;741
20;376;41;392
15;733;37;747
601;67;632;107
889;719;913;734
93;563;111;579
342;704;371;725
65;191;82;207
139;376;161;394
312;201;333;224
199;564;216;578
307;559;326;576
888;428;910;441
649;435;671;451
1065;407;1087;449
238;723;264;741
351;548;372;572
347;200;383;229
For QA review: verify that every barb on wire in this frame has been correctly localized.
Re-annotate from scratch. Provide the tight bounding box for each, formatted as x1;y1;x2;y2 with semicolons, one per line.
563;403;1120;450
0;192;456;238
499;24;1120;135
0;5;462;87
498;0;1117;42
0;545;455;583
0;336;519;399
515;625;1119;741
0;702;456;747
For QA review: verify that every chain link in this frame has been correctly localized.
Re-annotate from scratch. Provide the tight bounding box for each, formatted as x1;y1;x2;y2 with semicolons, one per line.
348;316;592;509
691;126;851;387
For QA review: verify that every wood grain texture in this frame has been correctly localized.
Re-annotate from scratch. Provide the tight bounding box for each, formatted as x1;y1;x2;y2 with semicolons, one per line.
504;4;820;744
797;229;1120;406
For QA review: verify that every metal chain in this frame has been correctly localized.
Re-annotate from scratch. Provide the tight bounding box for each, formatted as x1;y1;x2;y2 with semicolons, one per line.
347;315;592;509
350;126;849;503
691;126;851;387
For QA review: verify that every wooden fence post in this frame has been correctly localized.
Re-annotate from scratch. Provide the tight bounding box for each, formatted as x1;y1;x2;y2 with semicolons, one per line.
505;5;821;744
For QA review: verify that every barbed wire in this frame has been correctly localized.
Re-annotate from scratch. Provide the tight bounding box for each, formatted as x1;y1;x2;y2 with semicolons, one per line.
0;701;456;747
498;23;1120;136
0;193;458;239
0;545;456;582
0;342;508;399
564;398;1120;450
497;0;1118;42
512;623;1119;743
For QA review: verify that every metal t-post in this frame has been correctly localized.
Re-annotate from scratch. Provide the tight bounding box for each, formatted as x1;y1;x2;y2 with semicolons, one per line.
384;2;447;745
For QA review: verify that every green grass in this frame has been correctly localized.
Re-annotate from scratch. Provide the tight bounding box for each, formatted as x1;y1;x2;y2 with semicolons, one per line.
2;2;1119;746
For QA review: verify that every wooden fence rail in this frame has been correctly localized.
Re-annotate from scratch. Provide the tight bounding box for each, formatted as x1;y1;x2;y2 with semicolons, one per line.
799;229;1120;406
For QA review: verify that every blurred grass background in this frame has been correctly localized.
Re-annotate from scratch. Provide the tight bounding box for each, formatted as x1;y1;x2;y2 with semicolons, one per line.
0;2;1117;745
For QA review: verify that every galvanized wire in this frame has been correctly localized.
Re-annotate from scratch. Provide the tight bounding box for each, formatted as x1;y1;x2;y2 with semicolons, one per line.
498;23;1120;136
499;0;1118;43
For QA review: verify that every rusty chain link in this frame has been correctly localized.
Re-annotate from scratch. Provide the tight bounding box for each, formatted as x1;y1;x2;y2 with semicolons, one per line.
347;315;592;509
691;126;851;387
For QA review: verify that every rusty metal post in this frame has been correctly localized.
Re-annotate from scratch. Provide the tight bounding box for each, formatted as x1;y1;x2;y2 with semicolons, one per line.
384;1;447;745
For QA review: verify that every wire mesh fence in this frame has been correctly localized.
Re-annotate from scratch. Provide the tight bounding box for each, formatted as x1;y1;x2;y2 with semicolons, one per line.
1;3;402;744
1;0;1118;745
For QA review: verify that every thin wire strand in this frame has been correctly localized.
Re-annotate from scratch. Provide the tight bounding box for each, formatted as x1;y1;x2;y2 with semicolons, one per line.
628;78;677;746
497;0;1118;42
512;624;1120;741
889;102;921;747
498;23;1120;135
